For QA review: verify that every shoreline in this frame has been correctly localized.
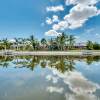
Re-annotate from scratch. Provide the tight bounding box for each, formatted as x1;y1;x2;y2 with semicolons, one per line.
0;50;100;56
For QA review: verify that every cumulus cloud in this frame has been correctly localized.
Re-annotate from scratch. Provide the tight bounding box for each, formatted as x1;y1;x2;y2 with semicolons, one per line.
63;4;100;29
45;30;62;36
46;75;58;84
62;71;100;94
52;15;59;22
47;66;100;94
45;58;100;99
47;86;64;93
46;5;64;12
46;75;52;81
46;15;59;25
46;65;100;100
53;21;69;30
97;9;100;15
46;17;52;25
8;39;16;43
45;0;100;36
65;0;99;5
52;3;100;30
65;93;97;100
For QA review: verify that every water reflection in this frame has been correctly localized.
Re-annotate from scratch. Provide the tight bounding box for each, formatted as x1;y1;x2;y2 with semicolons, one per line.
46;69;100;100
0;56;100;71
0;56;100;100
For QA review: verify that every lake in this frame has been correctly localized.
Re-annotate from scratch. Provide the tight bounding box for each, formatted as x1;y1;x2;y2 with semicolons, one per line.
0;56;100;100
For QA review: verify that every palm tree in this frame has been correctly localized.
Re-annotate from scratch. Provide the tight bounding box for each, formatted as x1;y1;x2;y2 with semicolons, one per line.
27;56;40;71
56;32;68;51
14;38;20;51
48;38;54;51
41;38;47;50
86;40;93;50
2;38;10;50
21;38;28;51
0;56;13;68
56;36;60;50
67;60;75;71
68;35;75;50
29;35;37;50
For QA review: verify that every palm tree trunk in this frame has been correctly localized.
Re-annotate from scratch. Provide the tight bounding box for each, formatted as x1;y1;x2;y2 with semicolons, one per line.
5;45;6;51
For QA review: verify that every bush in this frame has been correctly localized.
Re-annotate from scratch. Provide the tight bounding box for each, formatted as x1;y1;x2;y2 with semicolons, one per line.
93;42;100;50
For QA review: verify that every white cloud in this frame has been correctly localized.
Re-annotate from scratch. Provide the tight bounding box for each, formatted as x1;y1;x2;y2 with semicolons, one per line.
45;30;62;36
8;39;16;43
46;66;100;100
53;21;69;30
67;4;98;20
53;4;100;30
97;9;100;15
52;15;59;23
46;17;52;25
46;75;58;84
64;4;99;29
52;24;60;30
46;75;52;81
46;15;59;25
47;86;64;93
46;5;64;12
47;66;100;94
63;71;100;94
45;0;100;36
65;93;97;100
65;0;99;5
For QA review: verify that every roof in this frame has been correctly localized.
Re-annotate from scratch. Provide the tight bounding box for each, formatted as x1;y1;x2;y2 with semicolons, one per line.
74;42;87;46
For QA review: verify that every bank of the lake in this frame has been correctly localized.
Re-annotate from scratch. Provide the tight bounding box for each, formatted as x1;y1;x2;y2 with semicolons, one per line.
0;50;100;56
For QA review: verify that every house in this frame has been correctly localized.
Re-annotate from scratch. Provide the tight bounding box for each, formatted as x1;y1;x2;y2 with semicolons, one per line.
74;42;87;49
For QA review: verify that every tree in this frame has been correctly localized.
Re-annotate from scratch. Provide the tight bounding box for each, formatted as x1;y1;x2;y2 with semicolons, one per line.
41;38;47;50
68;35;75;50
2;38;11;50
93;42;100;50
29;35;37;50
20;38;25;50
48;38;55;51
56;32;68;51
14;38;20;51
86;41;93;50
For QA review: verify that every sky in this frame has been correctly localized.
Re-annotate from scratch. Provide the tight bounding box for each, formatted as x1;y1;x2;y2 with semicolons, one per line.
0;0;100;43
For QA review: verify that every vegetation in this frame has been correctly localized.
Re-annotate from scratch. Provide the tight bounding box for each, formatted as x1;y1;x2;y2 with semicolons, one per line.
86;40;100;50
0;55;100;71
0;33;100;51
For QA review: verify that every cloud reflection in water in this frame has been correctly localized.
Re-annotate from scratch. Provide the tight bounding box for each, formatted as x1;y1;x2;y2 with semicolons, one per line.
46;66;100;100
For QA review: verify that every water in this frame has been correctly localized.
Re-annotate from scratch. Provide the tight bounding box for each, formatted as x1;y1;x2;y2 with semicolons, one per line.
0;56;100;100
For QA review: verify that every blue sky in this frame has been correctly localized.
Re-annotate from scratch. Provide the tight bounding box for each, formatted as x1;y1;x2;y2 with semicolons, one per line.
0;0;48;39
0;0;100;43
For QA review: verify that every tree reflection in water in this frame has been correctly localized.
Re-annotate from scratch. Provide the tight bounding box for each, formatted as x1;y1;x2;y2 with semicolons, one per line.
0;55;100;100
0;56;100;72
0;56;13;68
